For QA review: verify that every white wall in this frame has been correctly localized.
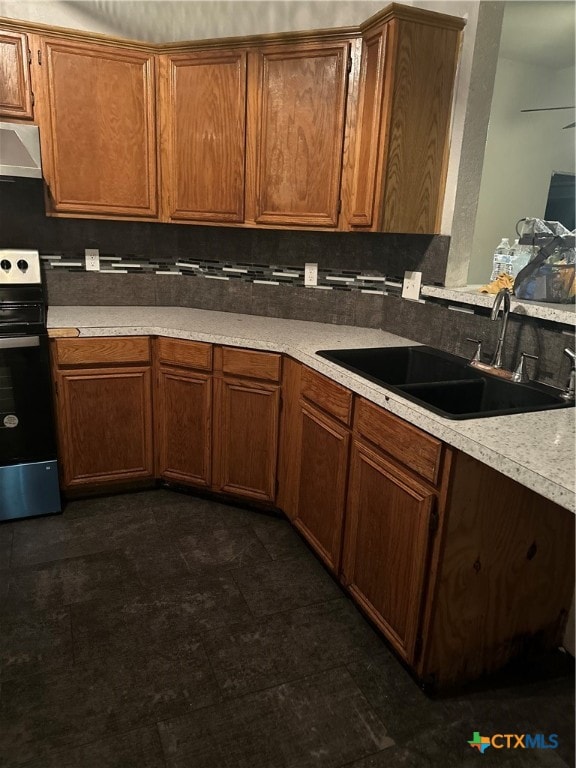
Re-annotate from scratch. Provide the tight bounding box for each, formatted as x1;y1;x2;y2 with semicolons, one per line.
0;1;394;40
467;59;575;285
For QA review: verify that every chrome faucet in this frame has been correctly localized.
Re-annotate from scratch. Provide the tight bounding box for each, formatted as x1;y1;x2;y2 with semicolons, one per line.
490;288;511;368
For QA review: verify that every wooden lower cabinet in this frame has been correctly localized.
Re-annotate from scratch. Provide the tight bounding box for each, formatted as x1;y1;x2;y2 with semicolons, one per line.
212;375;280;503
342;439;437;663
155;366;211;487
154;337;213;488
211;346;282;504
52;337;154;491
417;452;575;689
281;370;574;689
55;366;153;488
293;401;350;573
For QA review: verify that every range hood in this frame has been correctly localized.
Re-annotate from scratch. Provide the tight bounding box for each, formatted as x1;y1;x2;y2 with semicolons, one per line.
0;122;43;178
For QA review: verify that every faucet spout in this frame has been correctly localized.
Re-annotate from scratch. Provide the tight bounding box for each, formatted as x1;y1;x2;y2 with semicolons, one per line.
490;288;511;368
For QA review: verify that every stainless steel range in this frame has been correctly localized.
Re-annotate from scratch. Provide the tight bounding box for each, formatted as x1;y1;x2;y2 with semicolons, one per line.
0;249;61;520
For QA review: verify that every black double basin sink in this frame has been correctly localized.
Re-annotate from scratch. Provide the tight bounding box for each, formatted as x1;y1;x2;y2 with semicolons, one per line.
316;346;573;420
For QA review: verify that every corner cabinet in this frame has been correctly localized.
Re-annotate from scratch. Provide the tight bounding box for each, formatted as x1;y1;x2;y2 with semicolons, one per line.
37;38;158;219
159;49;247;223
51;337;154;491
153;339;283;505
0;29;33;119
245;41;350;228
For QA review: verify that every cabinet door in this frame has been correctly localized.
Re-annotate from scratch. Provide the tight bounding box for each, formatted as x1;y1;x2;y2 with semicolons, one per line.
248;41;349;227
156;366;211;487
344;17;463;233
343;439;436;663
40;38;158;217
213;376;280;503
348;26;387;228
161;50;246;222
56;367;153;488
0;29;33;119
294;401;350;573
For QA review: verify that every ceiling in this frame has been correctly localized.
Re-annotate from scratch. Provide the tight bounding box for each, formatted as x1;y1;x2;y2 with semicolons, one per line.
499;1;575;71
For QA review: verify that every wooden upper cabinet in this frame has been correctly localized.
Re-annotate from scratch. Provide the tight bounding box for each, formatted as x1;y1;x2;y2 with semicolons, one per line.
160;50;247;222
39;38;158;218
0;29;33;119
345;13;464;234
247;41;350;228
347;26;387;229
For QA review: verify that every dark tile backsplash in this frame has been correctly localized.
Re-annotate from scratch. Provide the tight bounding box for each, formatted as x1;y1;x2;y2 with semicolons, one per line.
2;178;449;281
378;296;574;388
2;178;573;388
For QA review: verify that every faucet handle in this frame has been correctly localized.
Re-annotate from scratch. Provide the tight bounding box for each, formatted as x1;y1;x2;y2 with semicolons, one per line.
465;338;483;363
512;352;538;383
564;348;575;368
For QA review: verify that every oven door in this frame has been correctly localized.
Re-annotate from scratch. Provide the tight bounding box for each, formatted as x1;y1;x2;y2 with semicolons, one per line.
0;333;57;465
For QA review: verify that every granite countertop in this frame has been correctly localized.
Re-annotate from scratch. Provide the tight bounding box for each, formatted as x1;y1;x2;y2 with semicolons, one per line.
48;306;576;514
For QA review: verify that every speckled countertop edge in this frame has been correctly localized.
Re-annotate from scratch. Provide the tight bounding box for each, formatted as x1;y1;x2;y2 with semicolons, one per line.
48;306;576;514
421;285;576;325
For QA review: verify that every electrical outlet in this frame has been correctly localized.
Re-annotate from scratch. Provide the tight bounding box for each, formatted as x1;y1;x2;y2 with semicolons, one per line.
304;263;318;287
85;248;100;271
402;270;422;301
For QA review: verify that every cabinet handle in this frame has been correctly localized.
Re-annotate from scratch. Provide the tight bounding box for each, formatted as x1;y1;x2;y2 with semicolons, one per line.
0;336;40;349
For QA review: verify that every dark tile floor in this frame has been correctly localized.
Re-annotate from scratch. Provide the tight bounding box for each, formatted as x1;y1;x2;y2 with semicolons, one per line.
0;489;574;768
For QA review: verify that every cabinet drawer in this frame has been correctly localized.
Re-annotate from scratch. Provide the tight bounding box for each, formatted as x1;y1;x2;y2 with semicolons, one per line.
156;337;212;370
218;346;281;382
355;398;442;485
54;337;150;366
301;366;352;425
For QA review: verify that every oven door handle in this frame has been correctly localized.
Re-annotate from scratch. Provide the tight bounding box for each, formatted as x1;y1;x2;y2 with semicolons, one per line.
0;336;40;349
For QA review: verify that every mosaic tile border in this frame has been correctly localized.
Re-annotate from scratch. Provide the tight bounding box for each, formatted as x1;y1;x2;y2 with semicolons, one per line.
41;252;525;320
40;253;403;296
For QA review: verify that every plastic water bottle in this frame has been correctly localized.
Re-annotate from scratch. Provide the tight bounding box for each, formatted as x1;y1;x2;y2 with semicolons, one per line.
490;238;512;281
508;239;534;278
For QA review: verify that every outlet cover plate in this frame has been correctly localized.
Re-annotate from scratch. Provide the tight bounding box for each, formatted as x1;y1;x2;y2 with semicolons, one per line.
304;262;318;287
402;270;422;301
85;248;100;271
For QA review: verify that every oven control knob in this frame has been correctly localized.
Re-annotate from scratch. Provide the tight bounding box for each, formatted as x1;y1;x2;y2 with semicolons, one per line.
0;259;11;271
17;259;29;272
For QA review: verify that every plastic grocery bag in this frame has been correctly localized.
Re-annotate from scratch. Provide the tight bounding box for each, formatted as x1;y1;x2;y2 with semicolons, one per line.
513;218;575;304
